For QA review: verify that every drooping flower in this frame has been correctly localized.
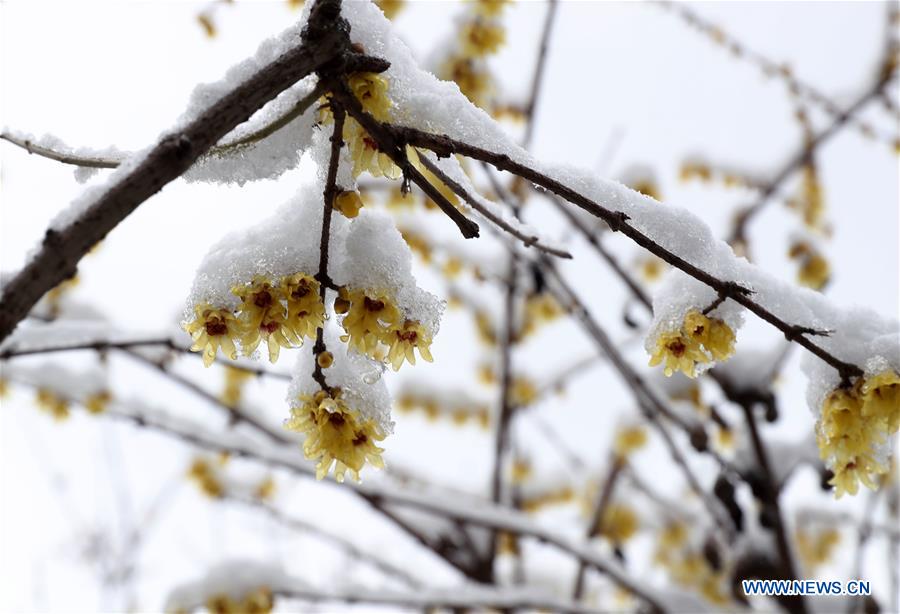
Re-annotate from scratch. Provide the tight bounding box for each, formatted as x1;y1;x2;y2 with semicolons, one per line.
83;390;112;415
473;0;511;18
860;369;899;433
796;527;840;571
440;56;493;108
683;311;735;362
613;425;648;459
280;272;324;342
220;366;253;406
184;303;241;367
386;319;434;371
339;288;402;357
284;389;386;482
321;73;400;179
459;20;506;57
816;381;892;498
35;388;69;421
232;277;296;363
648;329;708;378
333;190;364;219
648;310;736;377
598;503;640;545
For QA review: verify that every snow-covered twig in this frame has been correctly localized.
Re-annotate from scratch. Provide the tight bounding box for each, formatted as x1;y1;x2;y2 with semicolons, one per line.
0;0;378;343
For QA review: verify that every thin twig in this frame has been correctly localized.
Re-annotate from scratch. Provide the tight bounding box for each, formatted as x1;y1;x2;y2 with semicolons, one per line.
0;0;368;343
328;78;480;239
388;123;864;382
573;457;624;599
311;100;345;392
415;153;571;258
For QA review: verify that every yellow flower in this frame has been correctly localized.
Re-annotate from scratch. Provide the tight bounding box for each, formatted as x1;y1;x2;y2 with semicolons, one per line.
797;527;840;570
510;459;532;484
442;257;464;279
184;303;241;367
861;369;899;433
614;425;648;459
475;309;498;346
386;319;434;371
460;20;506;57
321;73;399;179
280;273;324;342
598;503;639;545
255;476;276;501
817;381;893;498
510;376;538;407
648;330;708;378
206;587;273;614
187;458;224;498
683;311;735;362
232;277;296;363
83;390;112;414
440;56;493;108
496;531;520;556
339;288;402;357
35;388;69;421
789;242;830;290
221;366;253;406
473;0;511;18
638;256;666;283
521;292;564;337
374;0;405;20
0;378;9;398
333;190;364;219
649;310;736;377
284;389;386;482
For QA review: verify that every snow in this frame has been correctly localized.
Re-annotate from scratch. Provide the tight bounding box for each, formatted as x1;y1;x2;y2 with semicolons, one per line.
287;327;394;437
330;0;900;416
164;560;299;612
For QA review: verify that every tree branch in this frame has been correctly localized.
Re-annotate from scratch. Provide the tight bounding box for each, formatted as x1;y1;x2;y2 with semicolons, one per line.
0;0;360;343
385;123;864;382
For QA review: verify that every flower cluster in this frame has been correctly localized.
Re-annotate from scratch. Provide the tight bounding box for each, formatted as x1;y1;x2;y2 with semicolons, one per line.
653;521;731;606
396;390;490;429
648;310;736;377
284;388;386;482
320;72;400;179
204;587;273;614
184;273;324;366
187;457;225;499
816;369;899;497
437;0;511;110
337;287;434;371
788;240;830;290
35;388;70;421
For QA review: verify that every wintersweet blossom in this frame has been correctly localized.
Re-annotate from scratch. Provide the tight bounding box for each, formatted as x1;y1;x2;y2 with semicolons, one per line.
281;272;324;342
796;527;840;571
232;277;296;363
817;370;899;497
185;303;241;367
284;389;386;482
648;310;736;377
613;425;648;459
339;288;402;356
598;503;639;545
459;20;506;58
205;587;273;614
321;72;400;178
386;319;434;371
